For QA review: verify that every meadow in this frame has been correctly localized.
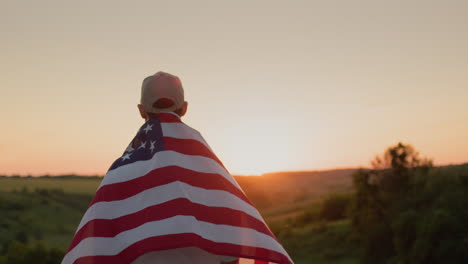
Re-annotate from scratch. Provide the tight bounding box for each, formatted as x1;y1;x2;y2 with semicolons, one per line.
1;146;467;264
0;170;358;264
0;177;101;195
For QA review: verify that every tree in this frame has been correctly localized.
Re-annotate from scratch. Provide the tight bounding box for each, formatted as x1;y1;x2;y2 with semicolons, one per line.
350;142;433;264
351;143;468;263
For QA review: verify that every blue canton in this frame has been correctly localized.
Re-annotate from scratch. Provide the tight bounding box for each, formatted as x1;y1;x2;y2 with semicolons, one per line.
108;116;165;171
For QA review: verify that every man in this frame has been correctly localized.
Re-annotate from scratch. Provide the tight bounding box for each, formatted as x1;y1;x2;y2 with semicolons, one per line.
62;72;293;264
133;72;238;264
137;71;188;123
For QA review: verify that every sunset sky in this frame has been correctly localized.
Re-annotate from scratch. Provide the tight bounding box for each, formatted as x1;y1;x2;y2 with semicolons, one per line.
1;0;467;176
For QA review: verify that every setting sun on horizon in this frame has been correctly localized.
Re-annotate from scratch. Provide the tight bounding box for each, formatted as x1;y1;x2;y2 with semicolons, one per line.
1;1;468;176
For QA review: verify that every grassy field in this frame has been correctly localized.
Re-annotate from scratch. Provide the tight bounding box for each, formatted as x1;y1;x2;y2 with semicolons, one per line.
0;170;359;264
0;168;355;221
2;156;465;263
0;177;101;195
277;220;360;264
0;189;92;250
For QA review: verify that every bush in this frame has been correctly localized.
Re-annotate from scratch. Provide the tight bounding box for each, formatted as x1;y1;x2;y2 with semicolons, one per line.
319;194;351;221
0;241;64;264
294;204;320;227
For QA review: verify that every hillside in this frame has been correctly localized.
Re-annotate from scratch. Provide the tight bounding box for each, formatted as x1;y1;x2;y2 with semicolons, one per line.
0;168;356;251
236;169;356;219
0;169;356;220
1;163;467;263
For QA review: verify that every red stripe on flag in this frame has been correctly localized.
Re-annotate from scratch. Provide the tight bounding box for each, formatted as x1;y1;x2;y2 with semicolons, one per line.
157;113;181;123
163;137;224;167
73;233;292;264
91;166;251;206
68;198;274;252
255;260;270;264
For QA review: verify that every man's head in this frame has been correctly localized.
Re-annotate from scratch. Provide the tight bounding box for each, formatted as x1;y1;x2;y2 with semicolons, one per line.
138;71;188;119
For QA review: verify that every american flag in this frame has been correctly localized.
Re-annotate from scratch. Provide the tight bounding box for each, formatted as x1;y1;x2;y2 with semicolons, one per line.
62;112;294;264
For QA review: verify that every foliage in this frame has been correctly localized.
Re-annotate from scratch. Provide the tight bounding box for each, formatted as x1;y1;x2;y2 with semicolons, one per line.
350;142;468;264
319;194;352;221
0;178;101;195
269;217;360;264
0;175;359;264
2;160;467;263
0;241;64;264
0;188;93;251
268;193;360;263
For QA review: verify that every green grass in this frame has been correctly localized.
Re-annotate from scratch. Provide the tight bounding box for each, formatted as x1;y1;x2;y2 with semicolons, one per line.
0;189;93;250
266;197;361;264
0;178;101;195
268;218;360;264
0;177;361;263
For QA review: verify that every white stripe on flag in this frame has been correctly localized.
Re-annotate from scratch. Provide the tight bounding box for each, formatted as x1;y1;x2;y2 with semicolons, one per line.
161;123;213;152
100;151;239;189
64;215;291;264
77;182;262;232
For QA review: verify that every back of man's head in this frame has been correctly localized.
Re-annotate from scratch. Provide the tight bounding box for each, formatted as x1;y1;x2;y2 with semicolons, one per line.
138;71;187;118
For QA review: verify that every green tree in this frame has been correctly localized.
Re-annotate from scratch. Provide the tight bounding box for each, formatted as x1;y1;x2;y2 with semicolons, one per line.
350;142;433;264
350;143;468;264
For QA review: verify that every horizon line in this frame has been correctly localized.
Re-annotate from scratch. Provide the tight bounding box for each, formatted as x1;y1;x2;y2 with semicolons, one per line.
1;161;467;178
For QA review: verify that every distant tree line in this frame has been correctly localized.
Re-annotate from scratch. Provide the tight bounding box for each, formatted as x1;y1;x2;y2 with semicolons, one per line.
0;175;102;179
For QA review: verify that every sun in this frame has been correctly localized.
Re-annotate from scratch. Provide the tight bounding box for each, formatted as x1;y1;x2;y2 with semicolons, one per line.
214;116;298;176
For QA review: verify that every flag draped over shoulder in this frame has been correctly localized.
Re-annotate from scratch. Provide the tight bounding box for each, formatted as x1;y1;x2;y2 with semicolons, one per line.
62;112;294;264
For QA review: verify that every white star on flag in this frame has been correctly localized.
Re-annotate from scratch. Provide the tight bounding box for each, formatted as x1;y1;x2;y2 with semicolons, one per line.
138;141;147;149
149;141;156;153
121;153;132;161
143;124;153;134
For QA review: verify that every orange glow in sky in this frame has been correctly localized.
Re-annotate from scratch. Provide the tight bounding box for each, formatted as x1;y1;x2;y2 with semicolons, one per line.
1;0;468;176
